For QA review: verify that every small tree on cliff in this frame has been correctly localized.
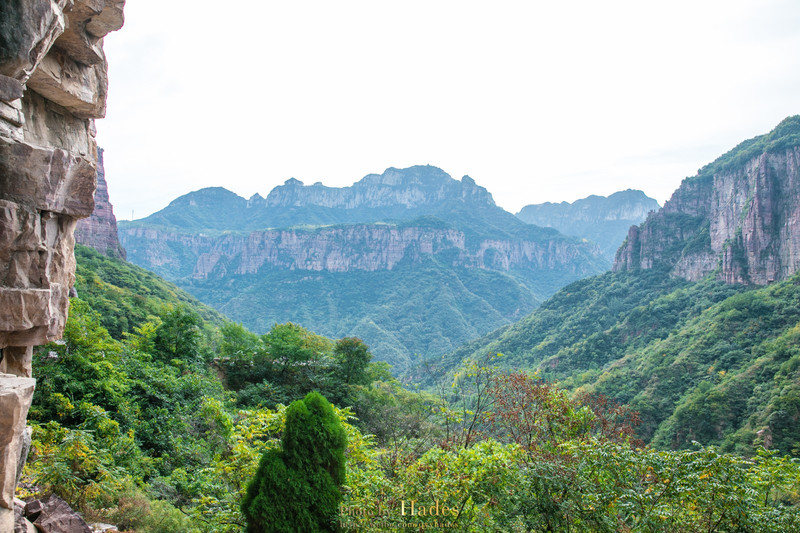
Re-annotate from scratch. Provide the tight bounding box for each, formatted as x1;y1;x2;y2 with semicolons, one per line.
242;391;347;532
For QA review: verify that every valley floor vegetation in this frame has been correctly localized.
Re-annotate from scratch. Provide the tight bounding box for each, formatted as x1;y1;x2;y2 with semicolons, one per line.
18;247;800;531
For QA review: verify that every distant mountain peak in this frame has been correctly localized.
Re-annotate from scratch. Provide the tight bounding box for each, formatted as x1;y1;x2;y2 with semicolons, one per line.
516;189;659;261
247;193;265;208
167;186;241;206
264;165;496;210
359;165;453;186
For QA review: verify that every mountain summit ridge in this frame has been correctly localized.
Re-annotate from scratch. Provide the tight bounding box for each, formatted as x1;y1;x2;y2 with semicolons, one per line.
129;166;503;233
259;165;495;210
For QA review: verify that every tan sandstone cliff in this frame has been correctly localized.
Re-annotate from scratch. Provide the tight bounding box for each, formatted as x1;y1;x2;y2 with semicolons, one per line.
0;1;124;528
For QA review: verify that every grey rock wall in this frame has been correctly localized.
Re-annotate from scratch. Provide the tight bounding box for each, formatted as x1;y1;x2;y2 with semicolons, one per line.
122;224;601;281
614;144;800;285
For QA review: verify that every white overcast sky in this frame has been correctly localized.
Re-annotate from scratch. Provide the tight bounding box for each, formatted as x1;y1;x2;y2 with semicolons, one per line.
97;0;800;221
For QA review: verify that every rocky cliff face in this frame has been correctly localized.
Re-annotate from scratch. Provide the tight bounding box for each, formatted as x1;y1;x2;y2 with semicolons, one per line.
132;165;505;234
614;117;800;285
0;1;124;527
121;164;608;281
75;148;126;259
123;223;599;281
260;166;495;210
517;190;659;261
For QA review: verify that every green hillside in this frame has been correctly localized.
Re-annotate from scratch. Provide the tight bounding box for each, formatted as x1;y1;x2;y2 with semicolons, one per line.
182;255;541;369
73;244;226;337
427;264;800;455
696;115;800;181
23;247;800;531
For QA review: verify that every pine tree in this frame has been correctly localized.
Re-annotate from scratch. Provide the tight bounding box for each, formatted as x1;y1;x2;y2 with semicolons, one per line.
242;392;347;532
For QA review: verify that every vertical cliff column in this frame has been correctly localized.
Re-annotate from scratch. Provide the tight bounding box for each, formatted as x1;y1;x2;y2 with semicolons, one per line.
75;147;127;259
0;0;125;528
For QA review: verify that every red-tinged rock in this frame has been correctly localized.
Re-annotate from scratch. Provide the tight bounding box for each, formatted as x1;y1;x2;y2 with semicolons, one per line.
75;148;126;259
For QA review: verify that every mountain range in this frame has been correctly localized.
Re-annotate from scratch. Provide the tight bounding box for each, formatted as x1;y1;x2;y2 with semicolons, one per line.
117;166;610;368
431;115;800;454
80;115;800;454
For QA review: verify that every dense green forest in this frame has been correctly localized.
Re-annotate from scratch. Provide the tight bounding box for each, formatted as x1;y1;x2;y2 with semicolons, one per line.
18;245;800;531
426;266;800;457
184;256;551;370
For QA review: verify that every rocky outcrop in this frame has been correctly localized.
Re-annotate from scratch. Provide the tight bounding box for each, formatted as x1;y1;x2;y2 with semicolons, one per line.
24;494;92;532
129;166;506;234
614;117;800;285
75;148;126;259
0;0;124;527
122;223;601;281
517;190;659;261
0;375;35;522
260;166;495;210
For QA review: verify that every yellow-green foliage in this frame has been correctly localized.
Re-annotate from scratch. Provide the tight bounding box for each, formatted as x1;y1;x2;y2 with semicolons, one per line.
22;250;800;532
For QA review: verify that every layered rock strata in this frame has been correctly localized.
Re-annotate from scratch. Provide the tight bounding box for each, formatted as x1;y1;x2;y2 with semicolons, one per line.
0;0;124;528
123;224;600;281
614;120;800;285
75;148;126;259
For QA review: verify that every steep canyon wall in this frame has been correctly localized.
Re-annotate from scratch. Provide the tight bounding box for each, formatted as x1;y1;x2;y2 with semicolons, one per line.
614;123;800;285
0;0;124;528
122;224;599;281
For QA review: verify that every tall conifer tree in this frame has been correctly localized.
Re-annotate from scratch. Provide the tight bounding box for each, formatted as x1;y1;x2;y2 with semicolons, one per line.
242;392;347;532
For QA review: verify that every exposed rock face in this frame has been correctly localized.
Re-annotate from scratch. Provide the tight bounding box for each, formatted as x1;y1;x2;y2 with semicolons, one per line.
25;493;91;532
0;0;124;526
75;148;126;259
0;375;35;523
614;117;800;285
123;224;599;281
129;166;506;234
516;190;659;261
261;167;495;210
120;165;608;281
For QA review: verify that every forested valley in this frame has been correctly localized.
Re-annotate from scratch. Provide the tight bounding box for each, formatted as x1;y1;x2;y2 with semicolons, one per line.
17;244;800;532
18;119;800;531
